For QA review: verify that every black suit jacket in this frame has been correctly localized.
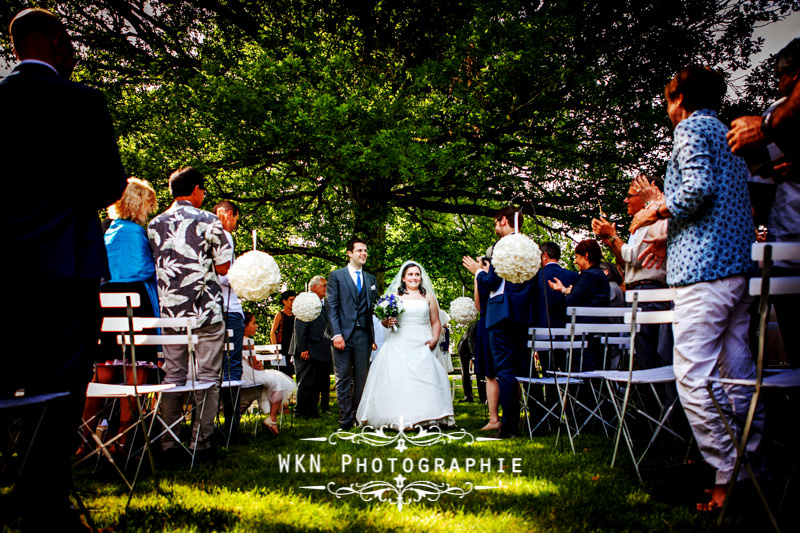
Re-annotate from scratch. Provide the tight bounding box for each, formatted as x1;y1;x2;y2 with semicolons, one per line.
294;300;332;362
533;263;580;328
326;266;379;344
2;62;126;279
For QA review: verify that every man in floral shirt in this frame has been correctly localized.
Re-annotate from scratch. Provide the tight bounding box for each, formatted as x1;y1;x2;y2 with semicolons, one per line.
148;167;232;459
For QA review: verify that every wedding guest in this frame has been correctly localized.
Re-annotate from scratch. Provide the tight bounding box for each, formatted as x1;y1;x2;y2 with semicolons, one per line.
727;38;799;164
600;262;625;309
100;177;160;362
548;239;609;371
293;276;332;418
472;262;499;426
732;39;800;366
457;318;479;403
270;290;297;377
532;242;579;376
463;207;536;439
148;167;231;462
241;313;297;434
593;175;673;370
630;65;764;511
3;8;126;529
214;200;246;443
78;177;159;458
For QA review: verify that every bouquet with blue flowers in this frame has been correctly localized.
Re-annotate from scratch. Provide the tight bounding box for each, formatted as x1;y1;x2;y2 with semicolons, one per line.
373;294;405;331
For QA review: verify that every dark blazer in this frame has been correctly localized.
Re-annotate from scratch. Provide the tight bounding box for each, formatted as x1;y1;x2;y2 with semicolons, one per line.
565;265;611;322
326;266;379;344
2;62;126;278
294;300;332;362
533;263;580;328
479;265;535;329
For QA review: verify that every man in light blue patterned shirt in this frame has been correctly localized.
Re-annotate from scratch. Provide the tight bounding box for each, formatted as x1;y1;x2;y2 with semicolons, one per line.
630;65;763;512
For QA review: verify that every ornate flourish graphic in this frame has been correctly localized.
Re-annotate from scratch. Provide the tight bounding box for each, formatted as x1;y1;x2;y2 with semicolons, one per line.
302;475;497;511
304;417;491;452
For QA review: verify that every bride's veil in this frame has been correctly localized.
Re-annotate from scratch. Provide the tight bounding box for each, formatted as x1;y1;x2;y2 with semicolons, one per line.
384;260;437;301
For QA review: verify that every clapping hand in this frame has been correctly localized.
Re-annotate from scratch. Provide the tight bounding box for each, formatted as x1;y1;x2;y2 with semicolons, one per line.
632;175;662;205
592;217;616;240
462;255;489;275
637;236;667;269
548;277;565;292
727;116;764;155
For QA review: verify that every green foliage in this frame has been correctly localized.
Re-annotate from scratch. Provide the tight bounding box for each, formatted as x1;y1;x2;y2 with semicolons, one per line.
1;1;796;285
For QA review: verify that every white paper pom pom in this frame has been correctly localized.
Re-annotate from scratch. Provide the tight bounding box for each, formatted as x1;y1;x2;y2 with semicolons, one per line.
292;291;323;322
491;233;541;284
449;297;479;325
227;250;282;301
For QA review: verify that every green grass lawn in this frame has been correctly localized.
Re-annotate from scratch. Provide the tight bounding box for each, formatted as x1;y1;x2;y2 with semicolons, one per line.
65;392;743;533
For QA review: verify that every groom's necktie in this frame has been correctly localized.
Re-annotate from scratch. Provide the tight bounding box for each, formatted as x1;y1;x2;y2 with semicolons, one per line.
356;271;362;293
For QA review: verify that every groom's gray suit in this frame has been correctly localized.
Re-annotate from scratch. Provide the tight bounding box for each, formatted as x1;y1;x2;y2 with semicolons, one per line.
327;266;379;428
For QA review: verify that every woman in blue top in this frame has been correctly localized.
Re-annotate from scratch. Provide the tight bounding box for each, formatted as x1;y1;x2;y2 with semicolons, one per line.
99;177;160;362
79;178;160;457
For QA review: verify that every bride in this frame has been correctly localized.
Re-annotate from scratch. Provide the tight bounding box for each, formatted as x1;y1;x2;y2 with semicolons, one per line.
356;261;455;429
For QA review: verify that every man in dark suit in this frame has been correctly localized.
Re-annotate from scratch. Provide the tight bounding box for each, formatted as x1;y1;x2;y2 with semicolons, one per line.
464;207;536;438
327;238;379;430
2;8;126;530
533;242;579;374
293;276;332;418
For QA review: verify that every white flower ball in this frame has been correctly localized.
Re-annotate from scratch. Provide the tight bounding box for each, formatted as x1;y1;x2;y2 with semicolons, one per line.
292;291;323;322
227;250;282;301
491;233;541;284
449;297;478;325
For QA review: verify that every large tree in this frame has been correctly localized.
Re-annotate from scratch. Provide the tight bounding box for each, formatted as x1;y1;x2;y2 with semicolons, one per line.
1;1;796;298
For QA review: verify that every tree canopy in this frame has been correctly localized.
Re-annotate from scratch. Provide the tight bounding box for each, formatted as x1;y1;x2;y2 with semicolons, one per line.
1;0;796;310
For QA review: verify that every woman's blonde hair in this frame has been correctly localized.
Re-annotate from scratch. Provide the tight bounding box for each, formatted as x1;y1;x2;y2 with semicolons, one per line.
109;177;158;225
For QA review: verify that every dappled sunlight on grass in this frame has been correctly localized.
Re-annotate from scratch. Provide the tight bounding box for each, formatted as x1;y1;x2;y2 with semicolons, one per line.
55;400;724;531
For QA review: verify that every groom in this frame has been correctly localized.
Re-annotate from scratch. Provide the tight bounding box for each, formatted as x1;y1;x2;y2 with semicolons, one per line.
327;237;379;430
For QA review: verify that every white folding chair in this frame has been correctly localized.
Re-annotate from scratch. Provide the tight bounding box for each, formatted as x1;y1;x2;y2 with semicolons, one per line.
556;307;640;443
106;315;217;470
706;242;800;531
598;288;687;482
519;327;587;446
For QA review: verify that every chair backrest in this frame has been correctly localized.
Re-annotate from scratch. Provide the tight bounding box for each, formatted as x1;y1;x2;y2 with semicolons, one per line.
624;288;676;304
751;242;800;263
567;306;630;319
100;292;141;308
102;316;198;332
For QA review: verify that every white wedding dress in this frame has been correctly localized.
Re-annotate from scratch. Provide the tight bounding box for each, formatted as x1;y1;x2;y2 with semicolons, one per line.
356;298;455;429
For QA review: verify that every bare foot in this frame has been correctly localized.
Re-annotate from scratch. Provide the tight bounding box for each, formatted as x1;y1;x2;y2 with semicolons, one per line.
480;420;501;432
696;484;727;512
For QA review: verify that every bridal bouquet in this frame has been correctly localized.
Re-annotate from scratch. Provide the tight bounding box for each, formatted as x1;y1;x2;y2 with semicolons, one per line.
373;294;405;331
